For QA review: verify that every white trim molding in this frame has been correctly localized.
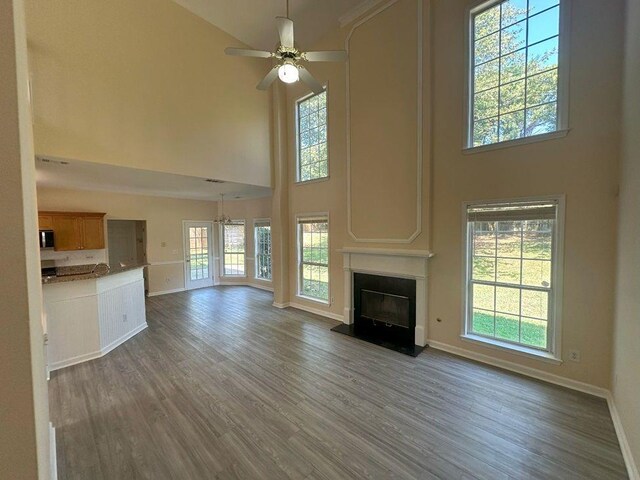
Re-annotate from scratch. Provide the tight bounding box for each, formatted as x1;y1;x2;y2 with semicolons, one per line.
148;260;184;266
50;423;58;480
607;393;640;480
341;248;431;346
339;0;388;27
428;340;608;398
288;302;344;322
218;281;274;293
345;0;424;244
147;287;186;297
272;301;291;309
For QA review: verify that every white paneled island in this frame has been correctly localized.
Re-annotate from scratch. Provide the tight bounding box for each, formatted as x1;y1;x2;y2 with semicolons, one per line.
42;265;147;371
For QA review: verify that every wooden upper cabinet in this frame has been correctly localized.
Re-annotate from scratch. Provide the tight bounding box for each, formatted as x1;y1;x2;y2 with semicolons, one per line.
38;215;53;230
40;212;106;251
81;216;105;250
51;215;81;251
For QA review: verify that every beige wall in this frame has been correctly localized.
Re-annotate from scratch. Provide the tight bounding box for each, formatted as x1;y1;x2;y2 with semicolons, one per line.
612;0;640;472
37;187;217;295
0;0;51;478
280;0;624;389
218;197;273;290
284;0;430;317
429;0;623;388
25;0;272;187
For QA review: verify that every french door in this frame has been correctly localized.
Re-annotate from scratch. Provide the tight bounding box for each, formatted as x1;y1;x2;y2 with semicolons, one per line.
183;221;214;290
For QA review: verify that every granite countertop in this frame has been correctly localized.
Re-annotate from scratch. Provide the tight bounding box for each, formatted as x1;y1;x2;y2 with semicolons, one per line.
42;263;148;285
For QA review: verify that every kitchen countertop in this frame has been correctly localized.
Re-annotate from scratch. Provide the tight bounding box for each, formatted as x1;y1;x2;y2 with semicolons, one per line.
42;263;148;285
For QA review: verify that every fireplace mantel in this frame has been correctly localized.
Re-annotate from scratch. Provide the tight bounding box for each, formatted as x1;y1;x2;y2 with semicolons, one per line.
341;248;433;347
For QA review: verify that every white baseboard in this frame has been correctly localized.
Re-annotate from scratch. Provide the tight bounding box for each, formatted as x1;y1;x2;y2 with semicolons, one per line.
427;340;608;398
272;302;291;309
50;422;57;480
607;392;640;480
147;287;185;297
248;283;274;292
50;324;148;372
100;323;148;357
218;281;274;292
49;350;102;371
288;302;345;322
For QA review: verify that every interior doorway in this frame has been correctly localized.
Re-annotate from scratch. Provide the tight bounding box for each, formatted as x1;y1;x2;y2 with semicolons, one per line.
107;219;148;292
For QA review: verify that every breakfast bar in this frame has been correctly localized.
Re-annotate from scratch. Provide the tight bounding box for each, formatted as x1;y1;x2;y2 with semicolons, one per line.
42;264;147;371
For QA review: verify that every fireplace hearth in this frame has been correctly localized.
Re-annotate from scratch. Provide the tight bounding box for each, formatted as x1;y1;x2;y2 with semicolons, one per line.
332;272;424;357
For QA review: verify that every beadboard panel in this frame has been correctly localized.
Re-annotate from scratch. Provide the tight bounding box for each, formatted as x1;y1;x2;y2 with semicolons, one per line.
46;295;101;367
98;279;146;351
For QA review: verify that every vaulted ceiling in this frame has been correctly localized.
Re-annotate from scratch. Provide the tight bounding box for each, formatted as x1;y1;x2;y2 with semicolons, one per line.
171;0;366;50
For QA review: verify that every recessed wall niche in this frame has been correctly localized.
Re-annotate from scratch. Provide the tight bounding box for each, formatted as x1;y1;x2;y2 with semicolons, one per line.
347;0;423;243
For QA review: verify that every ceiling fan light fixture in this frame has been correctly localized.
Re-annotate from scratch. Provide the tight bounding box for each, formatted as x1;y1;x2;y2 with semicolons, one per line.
278;62;299;84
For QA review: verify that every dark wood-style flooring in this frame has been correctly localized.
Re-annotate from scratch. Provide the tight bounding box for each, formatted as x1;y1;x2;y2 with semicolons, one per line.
49;286;628;479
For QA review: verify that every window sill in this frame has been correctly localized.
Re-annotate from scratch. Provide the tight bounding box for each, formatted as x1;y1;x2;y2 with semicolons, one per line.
221;275;247;279
461;334;562;365
463;129;570;155
296;294;329;306
295;176;330;186
254;278;273;283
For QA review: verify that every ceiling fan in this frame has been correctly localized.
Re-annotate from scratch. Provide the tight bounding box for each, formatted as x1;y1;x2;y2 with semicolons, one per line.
224;0;347;94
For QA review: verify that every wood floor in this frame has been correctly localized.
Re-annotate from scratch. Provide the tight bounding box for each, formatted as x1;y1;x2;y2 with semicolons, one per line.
49;286;628;480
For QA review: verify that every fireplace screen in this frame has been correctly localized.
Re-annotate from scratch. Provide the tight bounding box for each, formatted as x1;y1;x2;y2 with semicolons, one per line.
360;289;411;328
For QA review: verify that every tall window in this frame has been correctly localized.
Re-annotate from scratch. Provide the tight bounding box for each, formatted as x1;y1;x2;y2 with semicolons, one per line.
254;220;272;281
469;0;564;148
222;220;245;276
464;199;563;357
297;216;329;302
297;91;328;182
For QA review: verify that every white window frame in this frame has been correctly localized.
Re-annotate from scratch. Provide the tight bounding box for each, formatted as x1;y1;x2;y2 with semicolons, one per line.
254;218;272;282
221;219;246;277
295;88;329;184
296;213;330;304
461;195;565;363
464;0;571;153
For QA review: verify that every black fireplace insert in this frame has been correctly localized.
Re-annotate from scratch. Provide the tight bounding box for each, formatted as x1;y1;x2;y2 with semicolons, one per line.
332;272;424;357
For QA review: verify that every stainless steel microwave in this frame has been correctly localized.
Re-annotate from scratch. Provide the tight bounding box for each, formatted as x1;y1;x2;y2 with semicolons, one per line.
39;230;55;249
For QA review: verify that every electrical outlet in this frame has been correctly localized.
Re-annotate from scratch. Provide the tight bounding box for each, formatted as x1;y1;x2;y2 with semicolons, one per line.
330;296;335;305
165;277;171;284
122;314;128;323
161;241;167;248
568;350;581;362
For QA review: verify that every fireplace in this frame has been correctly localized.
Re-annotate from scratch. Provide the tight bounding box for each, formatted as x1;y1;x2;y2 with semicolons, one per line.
353;272;416;348
333;248;431;357
333;271;424;356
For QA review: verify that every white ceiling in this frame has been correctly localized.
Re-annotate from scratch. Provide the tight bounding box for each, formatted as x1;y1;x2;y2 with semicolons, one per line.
35;157;272;202
171;0;366;50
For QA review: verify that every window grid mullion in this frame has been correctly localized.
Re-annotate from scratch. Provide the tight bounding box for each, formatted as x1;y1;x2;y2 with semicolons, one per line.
493;222;498;336
523;0;531;135
497;3;503;141
518;222;524;342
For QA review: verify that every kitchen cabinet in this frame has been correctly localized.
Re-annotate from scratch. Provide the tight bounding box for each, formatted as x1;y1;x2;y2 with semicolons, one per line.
38;215;53;230
80;216;105;250
40;211;106;251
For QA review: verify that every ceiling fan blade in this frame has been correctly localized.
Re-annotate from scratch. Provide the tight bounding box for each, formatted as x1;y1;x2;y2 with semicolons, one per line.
276;17;294;48
256;66;280;90
225;47;272;58
298;68;325;95
303;50;348;62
